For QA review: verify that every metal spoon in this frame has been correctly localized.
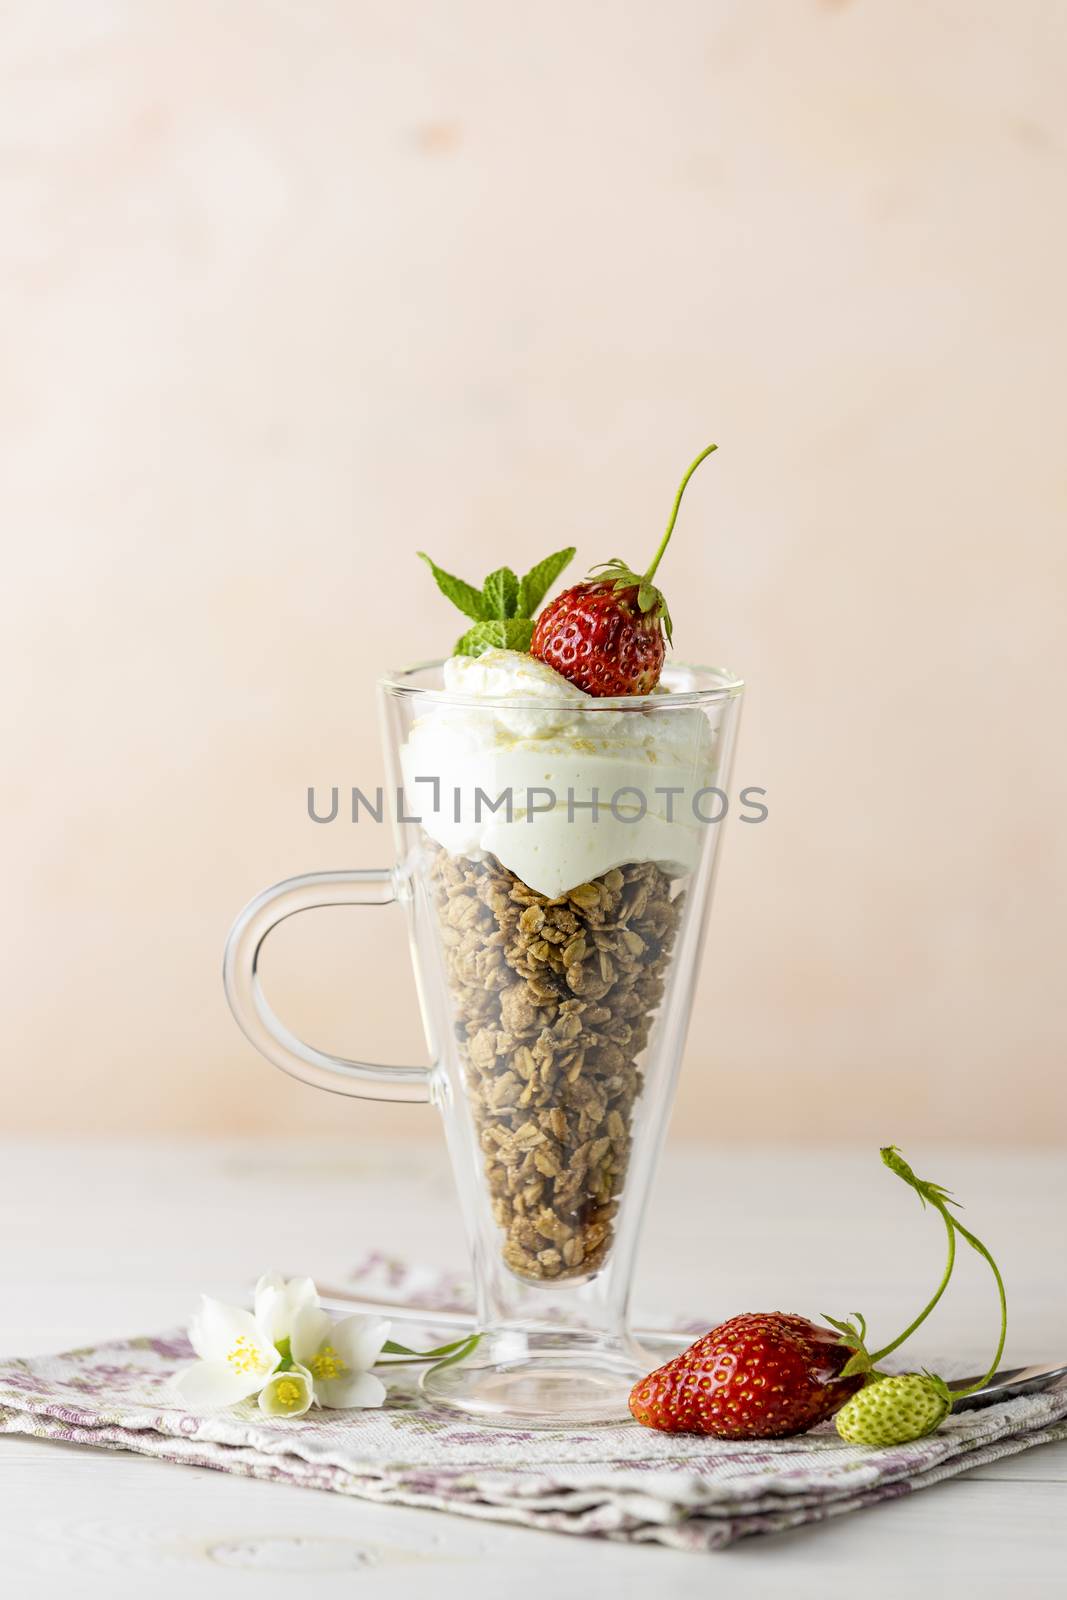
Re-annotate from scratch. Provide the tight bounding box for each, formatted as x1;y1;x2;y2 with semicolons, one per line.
947;1363;1067;1412
319;1288;1067;1410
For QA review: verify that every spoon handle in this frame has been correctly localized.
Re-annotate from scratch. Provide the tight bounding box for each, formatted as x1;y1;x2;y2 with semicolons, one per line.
949;1363;1067;1411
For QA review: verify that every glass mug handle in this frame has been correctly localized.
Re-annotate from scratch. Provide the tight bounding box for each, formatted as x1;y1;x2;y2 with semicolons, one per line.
223;868;432;1103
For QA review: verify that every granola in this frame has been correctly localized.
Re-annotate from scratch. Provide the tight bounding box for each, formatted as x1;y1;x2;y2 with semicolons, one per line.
429;846;684;1282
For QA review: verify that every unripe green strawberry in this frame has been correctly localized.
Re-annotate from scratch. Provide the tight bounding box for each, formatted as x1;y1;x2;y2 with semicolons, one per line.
835;1373;951;1446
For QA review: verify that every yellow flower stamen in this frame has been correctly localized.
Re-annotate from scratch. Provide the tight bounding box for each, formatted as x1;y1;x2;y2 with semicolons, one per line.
274;1378;303;1409
226;1334;270;1376
309;1343;349;1382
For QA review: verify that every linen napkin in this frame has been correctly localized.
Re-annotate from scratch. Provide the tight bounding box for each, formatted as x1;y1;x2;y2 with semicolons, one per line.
1;1257;1064;1552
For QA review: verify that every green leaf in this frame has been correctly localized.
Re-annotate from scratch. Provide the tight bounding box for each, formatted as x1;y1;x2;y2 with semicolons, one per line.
379;1334;481;1364
427;1332;481;1374
454;618;535;656
516;547;576;615
483;566;520;619
418;553;488;621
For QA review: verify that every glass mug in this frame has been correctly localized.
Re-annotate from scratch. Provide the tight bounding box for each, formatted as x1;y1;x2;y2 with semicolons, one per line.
224;660;743;1426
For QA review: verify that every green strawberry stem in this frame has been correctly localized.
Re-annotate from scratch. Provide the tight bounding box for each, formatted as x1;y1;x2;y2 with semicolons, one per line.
864;1147;1007;1398
643;443;718;584
937;1215;1007;1398
864;1199;956;1365
588;443;719;645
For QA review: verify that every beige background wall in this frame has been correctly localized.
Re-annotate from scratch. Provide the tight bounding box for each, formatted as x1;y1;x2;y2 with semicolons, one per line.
3;0;1065;1145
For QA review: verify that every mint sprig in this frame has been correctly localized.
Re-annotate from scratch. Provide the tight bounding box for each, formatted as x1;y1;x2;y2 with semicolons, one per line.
419;546;576;657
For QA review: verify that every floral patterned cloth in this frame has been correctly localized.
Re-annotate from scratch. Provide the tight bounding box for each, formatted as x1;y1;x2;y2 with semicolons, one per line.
1;1257;1064;1552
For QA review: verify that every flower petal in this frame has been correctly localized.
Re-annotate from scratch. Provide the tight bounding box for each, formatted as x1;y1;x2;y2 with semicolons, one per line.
331;1315;391;1373
258;1363;315;1418
290;1303;334;1367
173;1359;266;1411
255;1274;320;1343
285;1276;319;1313
189;1298;262;1363
316;1370;387;1410
253;1271;285;1326
254;1288;284;1343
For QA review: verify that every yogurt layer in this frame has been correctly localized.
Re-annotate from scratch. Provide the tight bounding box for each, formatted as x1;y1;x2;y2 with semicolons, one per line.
400;650;720;898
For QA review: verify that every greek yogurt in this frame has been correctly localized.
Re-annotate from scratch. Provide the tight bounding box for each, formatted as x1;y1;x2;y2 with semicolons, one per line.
400;650;719;897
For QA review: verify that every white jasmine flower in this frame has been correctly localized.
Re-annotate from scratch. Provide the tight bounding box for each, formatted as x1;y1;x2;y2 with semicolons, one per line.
254;1271;319;1343
173;1296;281;1410
171;1272;453;1417
258;1363;315;1417
290;1304;391;1409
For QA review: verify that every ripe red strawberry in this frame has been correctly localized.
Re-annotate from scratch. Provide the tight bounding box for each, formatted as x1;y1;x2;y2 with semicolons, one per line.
530;443;717;697
629;1312;862;1439
531;581;665;696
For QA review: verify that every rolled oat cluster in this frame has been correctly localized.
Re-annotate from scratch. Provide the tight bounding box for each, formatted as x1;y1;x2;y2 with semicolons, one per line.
430;846;683;1282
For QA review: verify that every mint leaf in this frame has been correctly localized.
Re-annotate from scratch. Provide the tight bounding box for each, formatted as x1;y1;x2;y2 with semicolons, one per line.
423;544;574;656
418;553;488;622
454;618;535;656
482;566;520;619
516;547;576;616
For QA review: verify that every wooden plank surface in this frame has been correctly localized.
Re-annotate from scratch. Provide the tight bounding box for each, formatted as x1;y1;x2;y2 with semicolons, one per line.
1;1138;1064;1596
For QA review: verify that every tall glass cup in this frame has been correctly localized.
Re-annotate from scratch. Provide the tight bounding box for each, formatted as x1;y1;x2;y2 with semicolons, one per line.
224;659;743;1425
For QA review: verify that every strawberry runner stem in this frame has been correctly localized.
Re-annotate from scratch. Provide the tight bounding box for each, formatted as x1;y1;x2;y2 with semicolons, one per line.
583;441;720;650
643;443;718;583
862;1148;1007;1398
865;1203;956;1365
938;1215;1008;1399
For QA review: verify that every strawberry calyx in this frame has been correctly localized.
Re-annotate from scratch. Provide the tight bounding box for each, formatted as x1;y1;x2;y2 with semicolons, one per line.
586;442;718;648
585;559;673;644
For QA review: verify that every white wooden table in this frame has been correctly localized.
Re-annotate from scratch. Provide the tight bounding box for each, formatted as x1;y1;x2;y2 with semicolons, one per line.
1;1139;1063;1597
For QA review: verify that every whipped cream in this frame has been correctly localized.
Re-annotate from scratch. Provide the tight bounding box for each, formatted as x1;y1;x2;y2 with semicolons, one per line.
400;651;720;898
